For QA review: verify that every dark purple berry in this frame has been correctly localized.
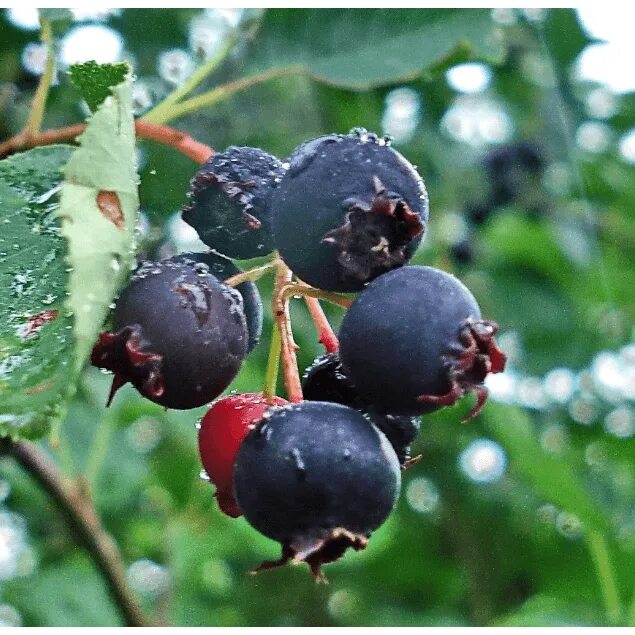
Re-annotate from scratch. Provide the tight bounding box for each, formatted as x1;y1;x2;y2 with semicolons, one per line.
303;352;420;465
483;142;544;208
271;129;428;292
91;255;248;409
182;251;262;352
465;202;493;226
370;411;420;465
339;266;506;418
182;146;287;259
449;238;474;265
233;401;401;580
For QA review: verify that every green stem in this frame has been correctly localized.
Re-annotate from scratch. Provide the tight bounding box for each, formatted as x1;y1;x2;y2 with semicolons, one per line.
145;65;304;125
586;530;622;625
84;410;116;487
22;18;55;136
142;30;239;124
262;321;282;401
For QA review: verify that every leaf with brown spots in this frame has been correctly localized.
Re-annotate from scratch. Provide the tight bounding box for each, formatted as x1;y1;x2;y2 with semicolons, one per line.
97;191;124;230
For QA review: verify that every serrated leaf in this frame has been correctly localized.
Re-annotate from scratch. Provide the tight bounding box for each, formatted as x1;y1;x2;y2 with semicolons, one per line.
0;146;75;439
69;61;130;112
483;403;608;531
58;66;139;376
244;9;504;89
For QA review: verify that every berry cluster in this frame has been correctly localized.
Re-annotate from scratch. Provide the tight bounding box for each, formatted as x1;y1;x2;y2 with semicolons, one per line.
91;128;506;580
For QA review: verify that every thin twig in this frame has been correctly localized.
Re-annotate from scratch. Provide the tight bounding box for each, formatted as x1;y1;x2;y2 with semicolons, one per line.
304;297;339;353
147;65;305;125
272;262;303;403
142;30;240;124
22;17;56;137
0;120;213;164
0;438;151;627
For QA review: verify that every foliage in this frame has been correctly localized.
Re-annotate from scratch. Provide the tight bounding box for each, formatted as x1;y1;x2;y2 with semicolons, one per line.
0;7;633;628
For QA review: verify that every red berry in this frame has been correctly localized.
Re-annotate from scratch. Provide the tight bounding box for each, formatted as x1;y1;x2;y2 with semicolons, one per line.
198;392;287;517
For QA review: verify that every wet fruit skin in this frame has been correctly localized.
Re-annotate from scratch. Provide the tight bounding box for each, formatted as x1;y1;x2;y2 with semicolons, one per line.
271;130;429;292
302;352;420;465
233;401;401;579
91;256;248;409
339;265;506;417
180;251;263;352
182;146;287;259
198;393;287;518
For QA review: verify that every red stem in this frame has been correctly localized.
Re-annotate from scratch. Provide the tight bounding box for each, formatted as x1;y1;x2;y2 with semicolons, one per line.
0;120;213;164
304;297;339;353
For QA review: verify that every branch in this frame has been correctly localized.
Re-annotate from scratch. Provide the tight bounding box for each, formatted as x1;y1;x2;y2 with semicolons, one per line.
0;120;213;164
0;438;151;627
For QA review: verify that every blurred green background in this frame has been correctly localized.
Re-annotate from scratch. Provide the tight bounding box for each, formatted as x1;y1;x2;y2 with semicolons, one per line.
0;7;633;627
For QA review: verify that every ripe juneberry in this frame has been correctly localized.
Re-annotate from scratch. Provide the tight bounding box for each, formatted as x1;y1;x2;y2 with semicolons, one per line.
184;251;263;352
198;392;287;517
182;146;287;259
271;129;429;292
233;401;401;580
303;352;420;465
91;255;248;409
339;265;507;419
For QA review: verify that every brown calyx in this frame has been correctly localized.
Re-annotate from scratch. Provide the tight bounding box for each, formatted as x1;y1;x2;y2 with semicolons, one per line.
322;176;424;284
416;319;507;422
90;325;165;407
249;527;369;583
186;169;261;231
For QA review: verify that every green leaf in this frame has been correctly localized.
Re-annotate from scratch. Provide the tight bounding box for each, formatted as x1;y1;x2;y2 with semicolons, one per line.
483;403;608;531
244;9;504;90
0;146;75;439
0;68;137;441
69;60;130;112
542;8;592;69
58;65;139;376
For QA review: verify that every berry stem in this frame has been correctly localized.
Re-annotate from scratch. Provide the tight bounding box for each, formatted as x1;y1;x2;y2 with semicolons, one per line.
273;262;303;403
224;259;277;288
0;438;153;627
262;319;282;402
304;297;339;353
280;283;353;309
0;120;213;164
